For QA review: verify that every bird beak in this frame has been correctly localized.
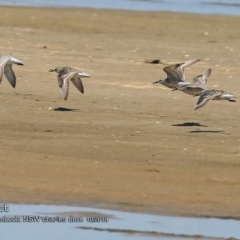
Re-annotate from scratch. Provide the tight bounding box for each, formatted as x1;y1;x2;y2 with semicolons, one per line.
79;72;91;78
152;80;159;84
49;69;54;72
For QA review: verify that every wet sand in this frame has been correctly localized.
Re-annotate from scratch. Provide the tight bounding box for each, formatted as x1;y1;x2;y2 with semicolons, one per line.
0;6;240;218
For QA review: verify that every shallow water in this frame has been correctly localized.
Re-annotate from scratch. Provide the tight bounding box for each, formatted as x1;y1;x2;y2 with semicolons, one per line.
0;203;240;240
0;0;240;16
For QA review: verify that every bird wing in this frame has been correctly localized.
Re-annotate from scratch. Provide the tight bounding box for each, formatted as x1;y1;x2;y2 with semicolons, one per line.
180;59;201;70
194;91;221;110
0;55;10;83
71;77;84;94
178;58;201;80
163;59;200;84
4;64;16;88
163;63;185;84
58;72;78;100
192;68;211;89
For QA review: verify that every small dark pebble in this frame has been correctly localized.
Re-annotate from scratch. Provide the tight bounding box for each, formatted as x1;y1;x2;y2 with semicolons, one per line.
145;59;161;64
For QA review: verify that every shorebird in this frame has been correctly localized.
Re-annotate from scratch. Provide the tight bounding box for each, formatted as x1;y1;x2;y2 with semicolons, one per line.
0;54;24;88
177;68;211;96
194;89;236;110
152;59;200;90
49;67;90;100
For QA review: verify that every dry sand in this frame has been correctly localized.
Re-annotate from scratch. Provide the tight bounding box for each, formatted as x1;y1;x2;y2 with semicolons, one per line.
0;6;240;218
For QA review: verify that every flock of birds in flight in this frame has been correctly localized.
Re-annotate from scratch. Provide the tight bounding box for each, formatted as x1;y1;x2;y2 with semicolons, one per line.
0;55;236;110
152;58;236;110
0;54;90;101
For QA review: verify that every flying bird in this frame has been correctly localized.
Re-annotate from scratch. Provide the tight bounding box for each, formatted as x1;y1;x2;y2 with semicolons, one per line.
49;67;90;100
152;59;200;90
0;54;24;88
177;68;211;96
194;89;236;110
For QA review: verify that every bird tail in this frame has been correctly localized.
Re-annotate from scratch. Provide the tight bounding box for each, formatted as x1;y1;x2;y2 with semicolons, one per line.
79;72;91;78
9;57;24;65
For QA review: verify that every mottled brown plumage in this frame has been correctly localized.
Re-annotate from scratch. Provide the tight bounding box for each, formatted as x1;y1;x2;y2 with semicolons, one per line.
49;67;90;100
152;59;200;89
177;68;211;96
194;89;236;110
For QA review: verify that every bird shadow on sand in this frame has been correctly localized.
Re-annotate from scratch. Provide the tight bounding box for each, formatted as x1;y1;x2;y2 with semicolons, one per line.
189;130;229;134
172;122;229;134
54;107;79;112
172;122;208;127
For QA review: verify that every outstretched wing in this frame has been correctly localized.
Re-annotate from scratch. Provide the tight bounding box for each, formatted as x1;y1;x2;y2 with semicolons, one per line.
178;59;201;81
194;92;221;110
0;55;10;83
192;68;211;89
71;77;84;94
4;64;16;88
163;59;200;84
163;63;185;84
180;59;201;70
58;72;78;100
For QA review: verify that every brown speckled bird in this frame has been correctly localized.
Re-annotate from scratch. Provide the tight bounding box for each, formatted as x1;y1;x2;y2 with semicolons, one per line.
152;59;200;90
49;67;91;100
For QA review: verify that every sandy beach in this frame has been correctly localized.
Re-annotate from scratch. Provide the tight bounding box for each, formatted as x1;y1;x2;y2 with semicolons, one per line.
0;6;240;218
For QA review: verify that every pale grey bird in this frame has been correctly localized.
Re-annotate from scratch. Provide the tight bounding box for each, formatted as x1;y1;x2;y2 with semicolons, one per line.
152;59;200;90
49;67;91;100
0;54;24;88
194;89;236;110
177;68;211;96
